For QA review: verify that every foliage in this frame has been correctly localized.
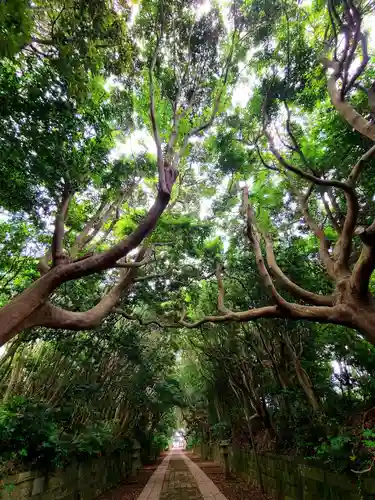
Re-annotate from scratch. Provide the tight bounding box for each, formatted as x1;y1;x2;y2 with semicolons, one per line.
0;396;65;473
1;0;375;483
0;320;181;473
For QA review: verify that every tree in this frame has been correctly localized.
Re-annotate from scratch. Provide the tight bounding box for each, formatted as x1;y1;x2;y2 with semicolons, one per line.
0;315;181;472
159;0;375;346
0;0;236;345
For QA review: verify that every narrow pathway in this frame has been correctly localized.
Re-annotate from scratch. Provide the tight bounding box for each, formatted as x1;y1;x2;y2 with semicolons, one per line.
136;450;229;500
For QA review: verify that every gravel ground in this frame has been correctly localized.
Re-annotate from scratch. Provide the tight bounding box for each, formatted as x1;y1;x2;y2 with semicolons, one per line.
98;455;165;500
187;453;273;500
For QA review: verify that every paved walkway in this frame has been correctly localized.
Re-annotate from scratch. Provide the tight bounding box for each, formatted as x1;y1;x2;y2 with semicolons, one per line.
136;450;229;500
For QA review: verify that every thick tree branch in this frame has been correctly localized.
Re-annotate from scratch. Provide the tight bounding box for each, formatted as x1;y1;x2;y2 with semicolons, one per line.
244;187;289;309
326;61;375;141
177;303;350;329
216;263;232;314
52;185;72;266
351;244;375;297
262;231;334;306
348;144;375;186
346;33;369;94
62;179;177;278
26;249;147;331
149;4;166;193
351;221;375;297
0;179;177;345
288;180;336;279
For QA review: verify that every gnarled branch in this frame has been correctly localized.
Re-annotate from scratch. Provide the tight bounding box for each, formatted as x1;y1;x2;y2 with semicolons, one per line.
262;231;334;306
244;187;289;309
326;61;375;141
177;303;350;329
0;179;178;345
26;249;147;331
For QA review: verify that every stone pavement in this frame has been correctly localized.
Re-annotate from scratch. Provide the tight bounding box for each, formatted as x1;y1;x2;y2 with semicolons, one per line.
136;450;229;500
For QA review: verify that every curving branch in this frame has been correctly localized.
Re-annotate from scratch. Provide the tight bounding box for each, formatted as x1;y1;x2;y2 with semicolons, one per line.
177;303;349;329
287;180;336;279
265;126;356;196
113;308;175;329
261;231;334;306
335;144;375;271
244;187;289;309
0;176;178;345
348;144;375;186
264;120;360;275
25;249;147;331
326;60;375;142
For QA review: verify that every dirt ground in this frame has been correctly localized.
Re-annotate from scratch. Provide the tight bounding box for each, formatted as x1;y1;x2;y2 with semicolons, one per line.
98;456;165;500
187;452;272;500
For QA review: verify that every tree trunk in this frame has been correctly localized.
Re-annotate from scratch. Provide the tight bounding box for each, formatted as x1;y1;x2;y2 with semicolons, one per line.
243;402;264;494
3;347;25;401
294;358;320;413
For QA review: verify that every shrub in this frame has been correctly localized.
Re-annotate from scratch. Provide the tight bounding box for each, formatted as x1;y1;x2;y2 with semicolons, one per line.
0;396;67;473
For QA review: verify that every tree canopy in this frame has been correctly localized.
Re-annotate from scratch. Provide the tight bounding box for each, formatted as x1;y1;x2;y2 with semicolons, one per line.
1;0;375;482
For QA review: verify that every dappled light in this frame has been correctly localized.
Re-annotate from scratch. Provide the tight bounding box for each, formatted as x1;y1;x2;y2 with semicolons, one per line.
1;0;375;498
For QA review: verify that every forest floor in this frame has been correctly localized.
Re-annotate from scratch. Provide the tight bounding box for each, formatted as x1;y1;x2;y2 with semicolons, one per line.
99;450;269;500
